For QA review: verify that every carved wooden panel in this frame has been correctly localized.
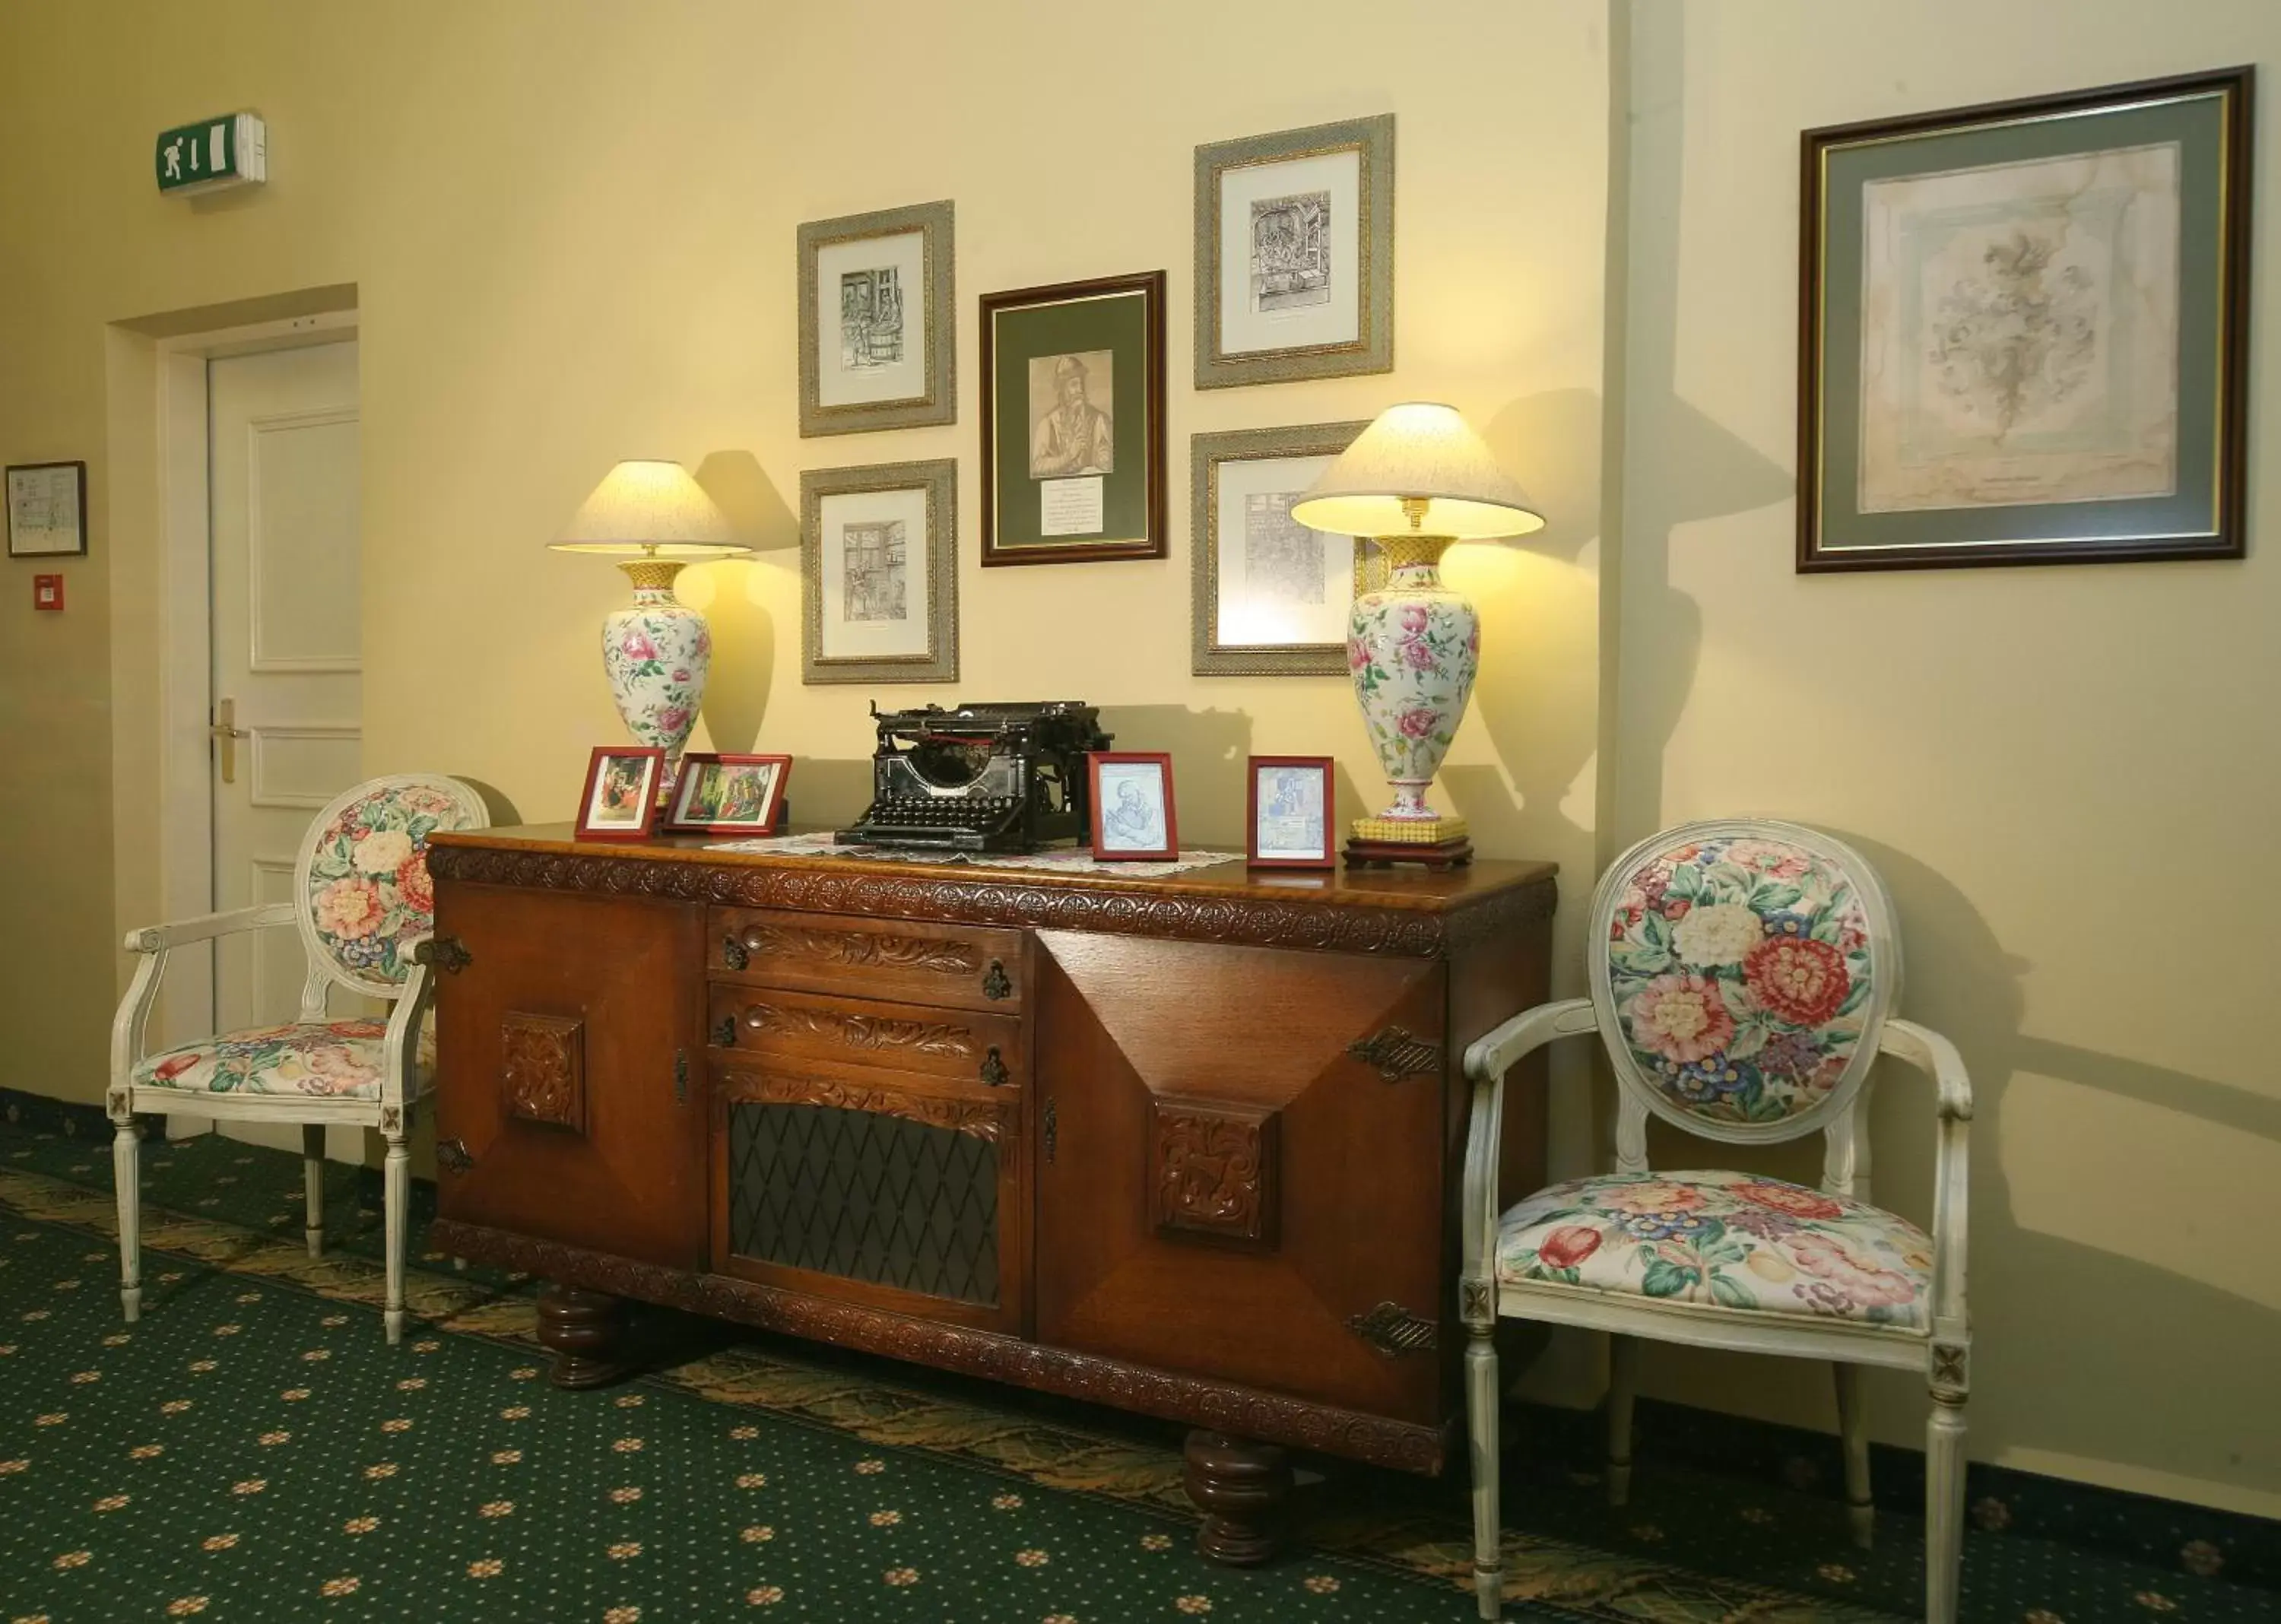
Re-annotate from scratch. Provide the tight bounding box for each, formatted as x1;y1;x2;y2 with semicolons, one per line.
738;1001;976;1061
741;920;979;975
1149;1097;1279;1248
722;1068;1008;1144
501;1012;585;1133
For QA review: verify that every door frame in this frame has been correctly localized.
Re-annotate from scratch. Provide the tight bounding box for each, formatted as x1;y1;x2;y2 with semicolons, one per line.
151;310;358;1055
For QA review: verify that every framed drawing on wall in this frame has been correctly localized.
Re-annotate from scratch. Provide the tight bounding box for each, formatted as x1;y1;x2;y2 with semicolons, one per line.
798;200;956;437
801;458;959;684
1194;114;1393;390
6;462;87;557
1800;68;2253;570
1190;421;1369;674
980;271;1166;565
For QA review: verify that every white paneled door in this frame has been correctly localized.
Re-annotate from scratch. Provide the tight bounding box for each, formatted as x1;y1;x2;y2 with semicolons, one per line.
208;340;363;1036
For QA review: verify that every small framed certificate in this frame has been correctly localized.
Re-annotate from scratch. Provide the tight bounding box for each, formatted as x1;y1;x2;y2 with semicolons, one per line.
7;462;88;558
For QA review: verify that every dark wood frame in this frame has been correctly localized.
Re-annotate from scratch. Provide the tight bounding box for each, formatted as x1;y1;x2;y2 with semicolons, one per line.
1798;66;2254;573
5;461;88;558
574;746;665;841
665;753;792;836
1245;756;1335;870
979;271;1167;566
1087;751;1178;860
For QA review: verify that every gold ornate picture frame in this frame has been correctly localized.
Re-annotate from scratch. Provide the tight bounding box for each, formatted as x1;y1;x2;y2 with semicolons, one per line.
798;200;956;438
1191;420;1369;675
801;458;959;685
1194;115;1394;390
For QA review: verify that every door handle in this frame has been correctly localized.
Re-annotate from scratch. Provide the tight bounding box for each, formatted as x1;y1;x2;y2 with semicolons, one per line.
210;696;250;785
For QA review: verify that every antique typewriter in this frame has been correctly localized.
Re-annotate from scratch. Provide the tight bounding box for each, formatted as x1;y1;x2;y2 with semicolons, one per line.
836;701;1112;854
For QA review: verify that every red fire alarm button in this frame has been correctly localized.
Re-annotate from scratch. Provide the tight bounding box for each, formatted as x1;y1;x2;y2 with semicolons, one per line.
33;575;63;611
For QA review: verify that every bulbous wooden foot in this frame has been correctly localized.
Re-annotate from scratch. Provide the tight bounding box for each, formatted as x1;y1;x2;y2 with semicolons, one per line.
535;1283;634;1390
1183;1429;1293;1566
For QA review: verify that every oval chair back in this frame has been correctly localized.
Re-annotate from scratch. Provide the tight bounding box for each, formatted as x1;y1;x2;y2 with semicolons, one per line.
293;774;490;1009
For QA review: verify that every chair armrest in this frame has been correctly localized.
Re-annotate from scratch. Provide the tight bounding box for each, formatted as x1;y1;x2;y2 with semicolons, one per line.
1459;998;1597;1300
1880;1017;1972;1120
124;901;296;954
378;936;436;1109
1877;1017;1972;1333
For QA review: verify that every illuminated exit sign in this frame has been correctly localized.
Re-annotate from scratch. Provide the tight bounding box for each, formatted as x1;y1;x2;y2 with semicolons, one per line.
155;113;266;195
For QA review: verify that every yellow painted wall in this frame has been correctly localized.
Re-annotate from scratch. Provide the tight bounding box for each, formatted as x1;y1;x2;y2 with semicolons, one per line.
1616;1;2281;1516
2;0;2273;1521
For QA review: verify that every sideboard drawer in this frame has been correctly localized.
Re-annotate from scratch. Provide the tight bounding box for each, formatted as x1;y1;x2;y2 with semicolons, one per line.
709;983;1025;1092
709;906;1025;1012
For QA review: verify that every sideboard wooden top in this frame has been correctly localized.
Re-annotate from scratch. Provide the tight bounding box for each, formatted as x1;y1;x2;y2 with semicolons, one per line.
429;824;1556;958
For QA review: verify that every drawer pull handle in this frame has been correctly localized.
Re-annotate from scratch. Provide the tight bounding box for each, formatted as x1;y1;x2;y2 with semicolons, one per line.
982;959;1012;1001
979;1047;1010;1088
436;1137;474;1175
722;934;749;971
712;1015;737;1049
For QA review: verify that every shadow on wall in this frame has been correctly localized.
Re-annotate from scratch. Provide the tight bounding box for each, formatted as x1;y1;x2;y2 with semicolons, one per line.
691;449;797;754
1843;835;2281;1504
1097;706;1253;848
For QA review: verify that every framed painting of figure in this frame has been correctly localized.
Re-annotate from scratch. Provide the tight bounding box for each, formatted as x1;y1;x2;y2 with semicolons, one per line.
1800;68;2252;569
665;753;792;836
1190;421;1370;674
1088;751;1178;861
1194;115;1394;389
798;201;956;437
801;458;959;684
980;271;1167;566
575;747;665;841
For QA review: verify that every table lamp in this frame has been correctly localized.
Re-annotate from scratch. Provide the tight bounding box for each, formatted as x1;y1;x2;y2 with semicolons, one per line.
550;460;749;806
1290;403;1543;869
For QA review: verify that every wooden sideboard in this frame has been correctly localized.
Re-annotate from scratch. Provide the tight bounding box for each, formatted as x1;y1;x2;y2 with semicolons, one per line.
424;824;1554;1561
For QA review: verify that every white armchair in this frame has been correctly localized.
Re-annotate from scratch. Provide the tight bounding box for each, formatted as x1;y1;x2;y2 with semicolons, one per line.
1458;820;1972;1622
109;774;488;1343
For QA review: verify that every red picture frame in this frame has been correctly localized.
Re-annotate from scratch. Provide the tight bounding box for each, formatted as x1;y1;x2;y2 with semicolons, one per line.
1087;751;1178;861
665;753;794;835
574;746;665;841
1246;755;1335;869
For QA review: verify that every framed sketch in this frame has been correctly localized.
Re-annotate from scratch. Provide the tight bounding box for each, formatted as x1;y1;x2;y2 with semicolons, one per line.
1087;751;1177;861
1194;115;1394;389
801;458;958;684
1801;68;2253;570
980;272;1166;565
798;201;956;437
7;462;87;557
666;753;792;835
576;747;665;841
1191;421;1370;674
1247;756;1334;869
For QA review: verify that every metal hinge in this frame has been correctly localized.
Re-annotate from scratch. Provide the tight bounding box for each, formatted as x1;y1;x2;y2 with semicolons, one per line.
436;1137;474;1175
1347;1025;1440;1083
674;1050;689;1105
1347;1301;1439;1357
1043;1099;1057;1163
416;937;474;975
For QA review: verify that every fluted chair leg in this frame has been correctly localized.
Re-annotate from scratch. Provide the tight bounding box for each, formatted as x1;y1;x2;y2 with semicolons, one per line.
112;1113;142;1322
301;1123;328;1258
1465;1313;1502;1620
1606;1334;1639;1507
382;1128;410;1345
1835;1362;1873;1548
1925;1388;1968;1624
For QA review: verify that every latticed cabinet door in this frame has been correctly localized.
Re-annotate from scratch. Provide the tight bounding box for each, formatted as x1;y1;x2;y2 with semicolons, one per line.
1033;931;1449;1423
431;883;707;1270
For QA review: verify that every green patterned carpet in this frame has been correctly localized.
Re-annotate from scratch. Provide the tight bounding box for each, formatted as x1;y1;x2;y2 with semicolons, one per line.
0;1118;2268;1622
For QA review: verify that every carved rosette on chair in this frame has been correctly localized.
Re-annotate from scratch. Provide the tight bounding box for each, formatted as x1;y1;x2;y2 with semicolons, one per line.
550;460;747;804
1293;404;1542;870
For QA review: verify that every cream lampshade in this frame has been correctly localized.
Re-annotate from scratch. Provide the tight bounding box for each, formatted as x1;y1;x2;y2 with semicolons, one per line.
549;460;748;807
1290;404;1542;868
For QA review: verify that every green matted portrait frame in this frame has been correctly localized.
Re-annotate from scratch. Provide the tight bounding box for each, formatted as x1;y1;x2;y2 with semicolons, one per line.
800;458;960;686
979;271;1167;566
1800;67;2253;572
1194;113;1394;390
798;200;956;439
1190;420;1371;675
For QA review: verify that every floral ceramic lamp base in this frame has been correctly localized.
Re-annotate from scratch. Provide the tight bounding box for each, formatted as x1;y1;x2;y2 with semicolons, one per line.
602;560;710;807
1344;536;1475;869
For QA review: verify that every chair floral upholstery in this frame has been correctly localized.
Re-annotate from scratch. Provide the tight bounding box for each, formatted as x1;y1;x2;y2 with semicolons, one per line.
300;779;477;992
1496;1169;1931;1331
1599;829;1892;1131
132;1018;437;1101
